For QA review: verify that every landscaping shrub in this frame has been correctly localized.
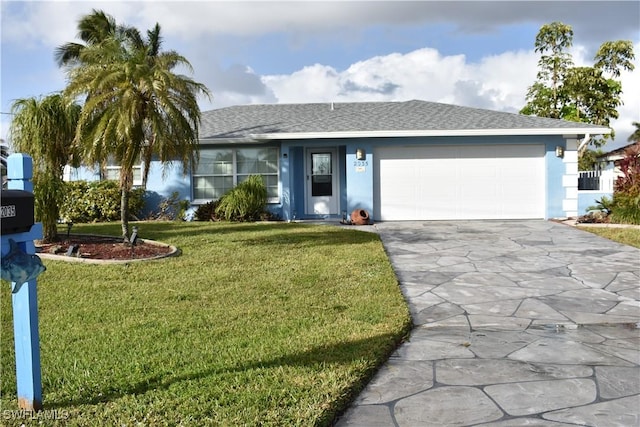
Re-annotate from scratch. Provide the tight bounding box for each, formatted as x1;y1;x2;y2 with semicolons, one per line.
150;191;191;221
613;143;640;195
587;196;614;213
611;143;640;224
60;180;145;223
194;200;221;221
610;193;640;224
215;175;268;221
33;174;66;242
578;196;614;223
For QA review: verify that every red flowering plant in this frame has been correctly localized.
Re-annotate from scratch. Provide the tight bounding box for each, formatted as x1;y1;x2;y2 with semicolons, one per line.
612;142;640;224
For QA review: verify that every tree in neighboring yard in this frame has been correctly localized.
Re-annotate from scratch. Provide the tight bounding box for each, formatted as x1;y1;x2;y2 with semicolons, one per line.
579;147;607;172
9;94;81;242
629;121;640;143
521;22;635;169
58;10;210;241
520;22;574;120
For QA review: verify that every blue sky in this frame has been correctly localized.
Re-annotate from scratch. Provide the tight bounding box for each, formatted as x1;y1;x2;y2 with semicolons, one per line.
1;1;639;150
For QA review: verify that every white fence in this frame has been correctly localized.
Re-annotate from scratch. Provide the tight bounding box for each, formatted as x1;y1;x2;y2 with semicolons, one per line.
578;169;615;192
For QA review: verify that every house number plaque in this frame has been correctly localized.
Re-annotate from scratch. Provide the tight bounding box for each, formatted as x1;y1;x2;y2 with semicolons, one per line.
354;160;367;172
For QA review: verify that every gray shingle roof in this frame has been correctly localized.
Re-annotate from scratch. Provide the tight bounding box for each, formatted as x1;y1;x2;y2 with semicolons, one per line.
199;100;610;140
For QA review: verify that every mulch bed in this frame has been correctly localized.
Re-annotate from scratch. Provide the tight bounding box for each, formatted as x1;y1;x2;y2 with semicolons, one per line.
37;234;174;261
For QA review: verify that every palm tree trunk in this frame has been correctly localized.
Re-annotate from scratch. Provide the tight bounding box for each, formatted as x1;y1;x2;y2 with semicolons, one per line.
120;171;132;242
121;187;130;243
34;174;63;243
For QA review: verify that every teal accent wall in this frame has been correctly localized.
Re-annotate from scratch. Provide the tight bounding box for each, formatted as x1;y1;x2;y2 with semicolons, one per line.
279;144;291;221
345;141;374;218
338;145;347;216
289;145;304;220
142;161;191;218
543;136;569;219
144;161;191;200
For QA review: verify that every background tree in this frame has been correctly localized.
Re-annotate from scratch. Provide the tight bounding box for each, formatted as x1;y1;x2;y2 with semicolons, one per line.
521;22;574;119
577;146;606;172
521;22;635;169
59;10;210;241
9;94;81;242
628;121;640;143
594;41;636;78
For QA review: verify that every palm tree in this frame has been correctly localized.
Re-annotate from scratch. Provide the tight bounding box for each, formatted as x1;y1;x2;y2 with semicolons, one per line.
9;94;81;242
54;9;132;67
59;10;210;241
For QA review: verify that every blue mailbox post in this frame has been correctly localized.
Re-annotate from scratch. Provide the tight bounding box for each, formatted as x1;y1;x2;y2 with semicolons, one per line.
1;153;45;411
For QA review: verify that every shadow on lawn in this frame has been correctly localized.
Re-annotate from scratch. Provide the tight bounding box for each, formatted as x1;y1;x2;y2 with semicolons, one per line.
46;331;405;410
67;222;380;249
140;223;381;251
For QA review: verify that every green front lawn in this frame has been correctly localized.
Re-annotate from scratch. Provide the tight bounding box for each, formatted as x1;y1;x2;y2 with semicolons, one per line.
1;222;411;426
577;226;640;249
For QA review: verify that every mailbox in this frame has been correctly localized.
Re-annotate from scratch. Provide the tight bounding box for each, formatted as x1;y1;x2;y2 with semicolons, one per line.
1;190;35;234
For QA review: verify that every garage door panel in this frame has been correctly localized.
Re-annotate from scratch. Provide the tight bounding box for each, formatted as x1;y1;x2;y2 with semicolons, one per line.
374;144;545;221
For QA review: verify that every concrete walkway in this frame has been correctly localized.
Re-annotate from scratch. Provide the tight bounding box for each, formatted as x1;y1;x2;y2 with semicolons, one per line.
336;220;640;427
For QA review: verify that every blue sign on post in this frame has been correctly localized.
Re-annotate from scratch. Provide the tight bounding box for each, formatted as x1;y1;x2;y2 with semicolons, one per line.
1;153;45;411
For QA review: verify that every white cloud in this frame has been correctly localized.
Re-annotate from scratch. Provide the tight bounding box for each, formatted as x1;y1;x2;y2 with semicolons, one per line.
1;2;386;47
343;48;470;102
262;47;539;115
1;1;139;48
262;64;340;103
465;50;539;110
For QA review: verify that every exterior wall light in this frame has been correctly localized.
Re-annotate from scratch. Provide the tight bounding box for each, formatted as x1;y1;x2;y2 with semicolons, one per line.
555;146;565;158
356;148;366;160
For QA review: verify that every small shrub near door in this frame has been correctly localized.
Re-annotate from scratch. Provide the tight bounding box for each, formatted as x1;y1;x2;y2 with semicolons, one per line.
215;175;268;221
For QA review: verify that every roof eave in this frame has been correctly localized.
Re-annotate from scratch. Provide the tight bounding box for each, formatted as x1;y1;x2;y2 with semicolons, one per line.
199;137;265;145
250;127;612;140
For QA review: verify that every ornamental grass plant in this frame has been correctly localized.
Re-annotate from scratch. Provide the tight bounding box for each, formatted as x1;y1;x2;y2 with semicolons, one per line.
215;175;269;222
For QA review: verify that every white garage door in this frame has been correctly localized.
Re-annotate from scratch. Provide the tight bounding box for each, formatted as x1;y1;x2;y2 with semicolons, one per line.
374;144;545;221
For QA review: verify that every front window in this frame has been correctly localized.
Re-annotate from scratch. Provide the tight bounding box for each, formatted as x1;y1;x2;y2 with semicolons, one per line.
193;147;279;203
104;156;143;186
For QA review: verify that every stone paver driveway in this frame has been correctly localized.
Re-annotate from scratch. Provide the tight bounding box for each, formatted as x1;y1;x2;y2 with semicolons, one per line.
336;220;640;427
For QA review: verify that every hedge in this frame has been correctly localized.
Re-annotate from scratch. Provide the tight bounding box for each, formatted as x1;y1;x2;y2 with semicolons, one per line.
60;181;145;223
